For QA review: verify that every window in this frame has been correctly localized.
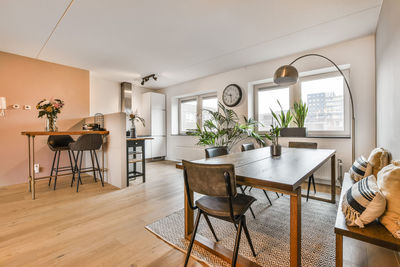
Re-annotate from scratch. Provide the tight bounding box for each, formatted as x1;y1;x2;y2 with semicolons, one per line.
179;94;218;134
254;69;350;137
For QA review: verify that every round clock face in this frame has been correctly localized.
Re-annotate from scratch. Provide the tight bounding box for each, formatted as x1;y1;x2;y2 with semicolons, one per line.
222;84;242;107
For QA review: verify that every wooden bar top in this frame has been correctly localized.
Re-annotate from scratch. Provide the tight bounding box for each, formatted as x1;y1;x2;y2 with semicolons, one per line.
21;130;110;136
126;137;154;141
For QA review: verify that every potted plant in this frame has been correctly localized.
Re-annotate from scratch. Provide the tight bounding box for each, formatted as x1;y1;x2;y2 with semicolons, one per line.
291;101;308;137
36;98;64;132
265;121;281;156
128;111;145;138
188;102;265;151
270;100;293;137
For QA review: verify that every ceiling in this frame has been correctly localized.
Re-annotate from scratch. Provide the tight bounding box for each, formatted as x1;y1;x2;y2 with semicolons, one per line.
0;0;382;89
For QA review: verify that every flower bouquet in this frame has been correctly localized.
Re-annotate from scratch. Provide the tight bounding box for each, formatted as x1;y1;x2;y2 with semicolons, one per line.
128;111;145;138
36;99;64;131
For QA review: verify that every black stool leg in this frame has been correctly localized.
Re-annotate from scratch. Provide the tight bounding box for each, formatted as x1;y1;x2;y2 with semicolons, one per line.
204;214;218;242
77;151;83;192
93;150;104;187
232;218;243;267
306;176;312;201
311;174;316;193
89;150;97;182
71;151;79;187
276;192;280;198
242;216;256;257
239;186;256;219
49;151;57;186
68;150;74;174
263;190;272;205
184;210;202;267
53;150;61;190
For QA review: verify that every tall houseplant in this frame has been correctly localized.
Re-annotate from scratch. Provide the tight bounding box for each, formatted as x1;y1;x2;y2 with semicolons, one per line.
188;102;265;151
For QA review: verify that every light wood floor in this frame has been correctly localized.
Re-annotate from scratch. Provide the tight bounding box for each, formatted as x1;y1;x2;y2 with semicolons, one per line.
0;161;399;267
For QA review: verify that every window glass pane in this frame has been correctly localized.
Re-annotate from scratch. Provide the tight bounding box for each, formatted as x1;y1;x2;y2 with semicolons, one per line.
257;87;289;131
202;96;218;124
180;100;197;132
301;76;344;131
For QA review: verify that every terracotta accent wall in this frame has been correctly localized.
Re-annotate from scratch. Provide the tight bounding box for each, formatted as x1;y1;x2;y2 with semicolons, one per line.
0;51;89;187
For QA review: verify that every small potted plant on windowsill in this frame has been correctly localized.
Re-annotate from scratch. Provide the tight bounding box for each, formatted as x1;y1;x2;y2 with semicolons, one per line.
290;101;308;137
270;100;293;137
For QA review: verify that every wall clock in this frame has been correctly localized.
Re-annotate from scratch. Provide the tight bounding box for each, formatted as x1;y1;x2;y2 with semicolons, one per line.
222;84;242;107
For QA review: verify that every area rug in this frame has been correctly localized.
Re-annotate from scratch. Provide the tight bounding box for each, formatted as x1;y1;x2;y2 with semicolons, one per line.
146;190;338;267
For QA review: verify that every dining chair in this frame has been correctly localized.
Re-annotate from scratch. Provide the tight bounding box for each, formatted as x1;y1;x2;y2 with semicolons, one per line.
205;147;256;218
241;143;278;202
288;141;318;201
47;135;75;190
182;160;257;267
69;134;104;192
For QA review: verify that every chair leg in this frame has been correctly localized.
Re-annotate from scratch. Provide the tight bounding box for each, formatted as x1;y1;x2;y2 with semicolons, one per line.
232;218;243;267
93;150;104;187
184;210;202;267
275;192;280;198
263;190;272;206
89;150;97;182
67;150;74;174
77;151;83;192
248;187;253;192
204;214;218;242
306;176;312;202
242;216;256;257
71;151;78;187
53;150;61;190
311;174;316;193
49;151;57;187
239;186;256;219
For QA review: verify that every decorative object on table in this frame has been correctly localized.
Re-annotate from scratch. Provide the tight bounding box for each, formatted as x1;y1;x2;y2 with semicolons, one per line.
269;100;294;137
377;161;400;239
349;155;368;182
128;111;145;138
365;147;392;178
0;97;6;116
187;102;265;151
36;98;64;132
82;123;100;131
222;84;242;107
273;53;356;162
285;100;309;137
265;120;281;156
341;175;386;228
94;113;105;129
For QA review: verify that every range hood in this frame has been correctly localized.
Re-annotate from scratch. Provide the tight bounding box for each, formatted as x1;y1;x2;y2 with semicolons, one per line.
121;82;132;113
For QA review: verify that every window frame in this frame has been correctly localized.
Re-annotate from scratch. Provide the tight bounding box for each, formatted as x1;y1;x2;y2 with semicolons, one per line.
178;93;217;135
254;69;351;137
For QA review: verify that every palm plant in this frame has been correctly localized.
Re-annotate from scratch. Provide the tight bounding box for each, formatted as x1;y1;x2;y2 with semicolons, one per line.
292;101;308;128
270;100;293;128
264;120;281;146
188;102;265;150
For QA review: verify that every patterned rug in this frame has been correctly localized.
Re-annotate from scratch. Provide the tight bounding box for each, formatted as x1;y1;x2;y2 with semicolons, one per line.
146;190;338;267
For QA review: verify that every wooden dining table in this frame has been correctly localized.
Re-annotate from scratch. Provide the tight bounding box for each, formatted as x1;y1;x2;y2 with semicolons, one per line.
176;146;336;267
21;131;109;200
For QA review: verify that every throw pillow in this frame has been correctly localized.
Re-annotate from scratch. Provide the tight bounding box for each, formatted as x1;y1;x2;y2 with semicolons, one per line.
377;161;400;239
342;175;386;228
349;156;368;182
364;147;392;178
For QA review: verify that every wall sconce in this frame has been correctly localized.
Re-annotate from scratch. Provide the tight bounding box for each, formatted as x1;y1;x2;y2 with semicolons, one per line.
0;97;6;116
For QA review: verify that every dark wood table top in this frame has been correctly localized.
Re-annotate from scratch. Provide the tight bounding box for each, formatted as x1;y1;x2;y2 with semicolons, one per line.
21;130;110;136
181;147;335;192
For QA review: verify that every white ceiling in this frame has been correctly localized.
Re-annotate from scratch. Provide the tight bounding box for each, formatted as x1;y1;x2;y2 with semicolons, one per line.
0;0;382;89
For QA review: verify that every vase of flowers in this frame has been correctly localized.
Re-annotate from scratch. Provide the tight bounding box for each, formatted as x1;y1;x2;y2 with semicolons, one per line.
128;111;145;138
36;99;64;132
265;121;281;157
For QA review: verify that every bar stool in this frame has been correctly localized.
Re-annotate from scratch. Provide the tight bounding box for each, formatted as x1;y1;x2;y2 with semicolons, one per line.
69;134;104;192
47;135;75;190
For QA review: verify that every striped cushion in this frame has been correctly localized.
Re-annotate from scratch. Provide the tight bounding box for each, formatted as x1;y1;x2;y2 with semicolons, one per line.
349;156;368;181
342;175;386;228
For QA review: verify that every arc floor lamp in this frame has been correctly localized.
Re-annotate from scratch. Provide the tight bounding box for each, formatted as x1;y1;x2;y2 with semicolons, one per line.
273;53;355;163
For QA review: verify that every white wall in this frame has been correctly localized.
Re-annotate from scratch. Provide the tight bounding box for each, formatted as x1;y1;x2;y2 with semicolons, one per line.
90;73;121;116
161;35;376;181
376;0;400;159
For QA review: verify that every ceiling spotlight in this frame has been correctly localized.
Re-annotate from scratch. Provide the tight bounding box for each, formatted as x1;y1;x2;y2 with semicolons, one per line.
140;74;157;86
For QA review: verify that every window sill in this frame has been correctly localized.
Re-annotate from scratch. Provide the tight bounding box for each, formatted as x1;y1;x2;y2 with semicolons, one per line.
279;136;351;139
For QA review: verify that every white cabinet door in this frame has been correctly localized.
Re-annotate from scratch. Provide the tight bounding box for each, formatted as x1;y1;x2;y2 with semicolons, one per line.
151;93;165;110
151;137;166;158
144;140;152;159
151;109;166;136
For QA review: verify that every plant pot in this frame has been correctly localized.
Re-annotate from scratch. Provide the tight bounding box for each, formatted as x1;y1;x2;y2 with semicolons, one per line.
130;128;137;138
270;144;281;157
280;127;306;137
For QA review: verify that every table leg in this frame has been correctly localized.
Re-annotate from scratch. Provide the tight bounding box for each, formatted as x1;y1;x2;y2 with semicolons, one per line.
290;187;301;267
184;187;194;239
102;135;105;181
336;233;343;267
27;136;31;192
331;154;336;204
142;141;145;183
31;136;36;200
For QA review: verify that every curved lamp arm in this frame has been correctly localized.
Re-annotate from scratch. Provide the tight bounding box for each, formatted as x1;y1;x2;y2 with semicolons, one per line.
289;53;355;120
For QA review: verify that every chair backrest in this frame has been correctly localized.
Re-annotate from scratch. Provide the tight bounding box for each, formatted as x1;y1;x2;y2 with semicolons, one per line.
205;146;228;159
241;143;255;152
182;160;237;197
69;134;103;151
47;135;74;150
288;141;317;149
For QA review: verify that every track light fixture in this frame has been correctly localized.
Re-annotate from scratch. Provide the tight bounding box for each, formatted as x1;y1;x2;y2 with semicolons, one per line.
140;74;157;85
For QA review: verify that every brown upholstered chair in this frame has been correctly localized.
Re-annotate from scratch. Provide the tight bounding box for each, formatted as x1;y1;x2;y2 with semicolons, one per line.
288;141;318;201
182;160;257;267
47;135;75;190
69;134;104;192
